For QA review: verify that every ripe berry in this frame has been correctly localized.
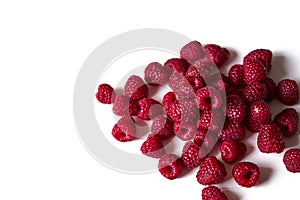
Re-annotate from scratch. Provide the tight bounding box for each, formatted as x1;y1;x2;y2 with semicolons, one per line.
226;95;246;122
137;98;163;120
173;122;197;141
219;120;245;142
112;117;136;142
158;154;183;180
151;115;174;140
220;140;247;163
244;49;273;71
274;108;299;137
112;95;139;116
124;75;148;101
169;71;195;99
202;186;228;200
243;59;267;84
283;148;300;173
196;86;222;111
140;135;165;158
246;100;271;132
261;77;277;102
198;111;223;132
180;41;204;62
185;65;202;79
243;82;267;103
95;83;115;104
164;58;189;76
193;129;208;146
277;79;299;105
232;162;260;188
144;62;172;85
228;64;244;88
203;44;230;67
162;91;177;110
181;141;205;169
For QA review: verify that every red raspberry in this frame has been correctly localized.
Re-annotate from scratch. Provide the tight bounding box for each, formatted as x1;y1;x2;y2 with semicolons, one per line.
158;154;183;180
226;95;246;122
202;186;228;200
95;83;115;104
164;58;189;76
181;141;205;169
196;86;222;111
228;64;244;88
140;135;165;158
169;71;195;99
257;123;285;153
283;148;300;173
112;95;139;116
246;100;271;132
180;41;204;62
185;65;202;79
203;44;230;67
261;77;277;102
198;111;223;132
124;75;148;101
244;49;273;71
220;140;247;163
277;79;299;105
243;82;267;103
173;121;197;141
219;120;245;142
193;129;208;146
162;91;177;110
137;98;163;120
196;156;227;185
274;108;299;137
232;162;260;188
151;115;174;140
144;62;173;86
111;117;136;142
243;59;267;84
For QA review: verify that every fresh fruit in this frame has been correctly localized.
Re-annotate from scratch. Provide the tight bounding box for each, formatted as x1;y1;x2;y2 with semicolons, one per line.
95;83;115;104
243;81;267;103
144;62;173;85
243;59;267;84
283;148;300;173
112;117;136;142
137;98;163;120
232;162;260;188
196;86;222;111
228;64;244;88
244;49;273;71
274;108;298;137
181;141;205;169
219;120;245;142
140;135;165;158
220;140;247;163
203;44;230;67
124;75;148;101
158;154;183;180
112;95;139;116
226;95;246;122
180;40;204;62
261;77;277;102
277;79;299;105
164;58;189;76
246;100;271;132
151;115;174;139
202;186;228;200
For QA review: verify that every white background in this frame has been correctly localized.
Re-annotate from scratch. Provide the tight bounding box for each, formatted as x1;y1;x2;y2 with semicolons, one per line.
1;0;300;199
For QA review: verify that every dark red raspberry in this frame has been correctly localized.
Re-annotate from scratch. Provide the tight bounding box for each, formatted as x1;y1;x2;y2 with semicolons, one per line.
95;83;115;104
144;62;173;85
232;162;260;188
277;79;299;105
185;65;202;79
203;44;230;67
181;141;205;169
228;64;244;88
180;41;204;62
196;156;227;185
220;140;247;163
162;92;177;110
164;58;189;76
193;129;208;146
140;135;165;158
112;117;136;142
173;121;197;141
196;86;222;111
246;100;271;132
226;95;246;122
151;115;174;140
198;111;223;132
137;98;163;120
219;120;245;142
283;148;300;173
158;154;183;180
274;108;299;137
202;186;228;200
244;49;273;71
257;123;285;153
261;77;277;102
169;71;195;99
124;75;148;101
112;95;139;116
243;82;267;103
243;59;267;84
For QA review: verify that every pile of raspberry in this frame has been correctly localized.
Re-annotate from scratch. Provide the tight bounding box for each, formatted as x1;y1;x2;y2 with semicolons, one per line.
96;40;300;199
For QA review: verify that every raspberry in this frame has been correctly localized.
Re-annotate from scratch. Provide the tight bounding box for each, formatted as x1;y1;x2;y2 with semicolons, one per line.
95;83;115;104
219;120;245;142
274;108;299;137
137;98;163;120
193;129;208;146
261;77;277;102
173;121;197;141
220;140;247;163
203;44;230;67
181;141;205;169
140;135;165;158
185;65;202;79
151;115;174;140
164;58;189;76
186;76;204;92
226;95;246;122
198;111;223;132
162;92;177;110
232;162;260;188
283;148;300;173
202;186;228;200
158;154;183;180
124;75;148;101
244;49;273;71
257;123;285;153
180;41;204;62
196;156;227;185
169;71;195;99
243;82;267;103
246;100;271;132
144;62;172;85
243;59;267;84
112;95;139;116
196;86;222;111
277;79;299;105
112;117;136;142
228;64;244;88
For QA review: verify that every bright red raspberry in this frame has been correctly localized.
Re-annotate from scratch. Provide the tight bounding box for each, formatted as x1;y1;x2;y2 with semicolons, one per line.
95;83;115;104
202;186;228;200
220;140;247;163
162;91;177;110
244;49;273;71
140;135;165;158
277;79;299;105
169;71;195;99
243;59;267;84
257;123;285;153
196;86;222;111
198;111;223;132
283;148;300;173
158;154;183;180
180;41;204;62
196;156;227;185
246;100;271;132
111;117;136;142
243;82;267;103
261;77;277;102
181;141;206;169
219;120;245;142
228;64;244;88
232;162;260;188
226;95;246;122
144;62;173;86
124;75;148;101
112;95;139;116
164;58;189;76
203;44;230;67
173;121;197;141
137;98;163;120
274;108;299;137
151;115;174;140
